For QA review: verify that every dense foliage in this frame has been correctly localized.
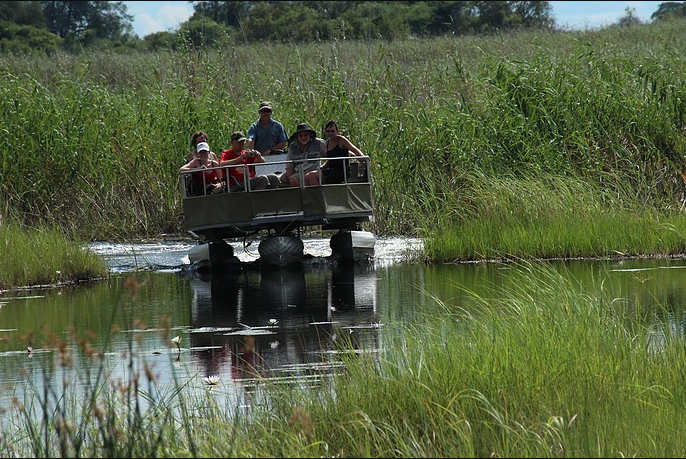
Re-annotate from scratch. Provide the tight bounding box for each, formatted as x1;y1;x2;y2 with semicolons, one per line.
182;0;555;44
2;18;686;243
4;2;686;54
1;1;135;52
4;1;555;53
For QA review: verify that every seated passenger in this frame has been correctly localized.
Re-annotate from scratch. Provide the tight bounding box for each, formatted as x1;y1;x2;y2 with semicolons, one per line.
282;123;327;187
246;102;289;156
220;132;280;192
179;142;223;196
187;130;219;162
322;120;368;184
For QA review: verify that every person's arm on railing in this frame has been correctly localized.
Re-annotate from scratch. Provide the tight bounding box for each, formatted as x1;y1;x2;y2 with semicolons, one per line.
339;135;367;163
179;158;201;172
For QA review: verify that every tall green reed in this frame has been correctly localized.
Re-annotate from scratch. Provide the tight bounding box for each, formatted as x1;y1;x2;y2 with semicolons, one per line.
257;261;686;457
2;21;686;240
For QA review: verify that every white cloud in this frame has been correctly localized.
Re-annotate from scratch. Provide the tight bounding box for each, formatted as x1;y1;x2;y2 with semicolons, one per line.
133;3;194;37
136;13;162;37
157;4;194;28
551;1;661;30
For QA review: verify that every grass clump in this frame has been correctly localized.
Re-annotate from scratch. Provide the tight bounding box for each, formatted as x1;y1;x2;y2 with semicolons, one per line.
0;222;108;290
421;171;686;261
257;261;686;457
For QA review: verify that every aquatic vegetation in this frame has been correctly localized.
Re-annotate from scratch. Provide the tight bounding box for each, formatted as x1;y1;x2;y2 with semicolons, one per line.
0;223;108;291
202;375;220;386
2;261;686;456
171;335;182;351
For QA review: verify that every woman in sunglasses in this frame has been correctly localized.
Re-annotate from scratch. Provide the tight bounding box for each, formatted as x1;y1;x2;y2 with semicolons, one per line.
186;130;218;162
321;120;367;184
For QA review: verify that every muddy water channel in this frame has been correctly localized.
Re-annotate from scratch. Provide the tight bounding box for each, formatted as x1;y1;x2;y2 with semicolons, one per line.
2;237;686;416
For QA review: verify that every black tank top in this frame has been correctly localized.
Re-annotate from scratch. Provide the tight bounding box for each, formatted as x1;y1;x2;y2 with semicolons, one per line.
328;143;348;159
323;143;350;183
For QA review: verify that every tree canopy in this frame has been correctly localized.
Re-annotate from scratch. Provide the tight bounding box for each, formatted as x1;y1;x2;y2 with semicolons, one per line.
0;1;679;54
40;1;133;39
651;1;686;20
186;1;555;43
1;1;134;52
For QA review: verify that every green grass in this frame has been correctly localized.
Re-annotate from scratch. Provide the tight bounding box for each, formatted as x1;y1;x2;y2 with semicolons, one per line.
4;262;686;457
0;222;108;290
421;171;686;261
308;261;686;457
2;20;686;252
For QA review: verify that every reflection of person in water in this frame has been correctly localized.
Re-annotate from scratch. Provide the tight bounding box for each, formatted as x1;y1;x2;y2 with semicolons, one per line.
233;266;328;379
331;263;356;310
189;271;242;378
185;264;382;388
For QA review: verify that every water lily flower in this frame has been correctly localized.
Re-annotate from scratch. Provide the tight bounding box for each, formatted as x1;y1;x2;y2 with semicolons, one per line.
268;318;278;325
171;335;181;351
203;375;220;385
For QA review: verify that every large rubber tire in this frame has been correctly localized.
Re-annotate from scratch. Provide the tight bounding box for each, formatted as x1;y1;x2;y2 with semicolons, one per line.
258;236;305;267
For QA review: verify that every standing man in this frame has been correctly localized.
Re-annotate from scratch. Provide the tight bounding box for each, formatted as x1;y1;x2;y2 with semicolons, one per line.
246;101;289;156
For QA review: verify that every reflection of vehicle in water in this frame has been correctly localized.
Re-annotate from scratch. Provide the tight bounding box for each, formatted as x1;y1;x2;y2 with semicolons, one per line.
180;156;376;270
185;262;379;388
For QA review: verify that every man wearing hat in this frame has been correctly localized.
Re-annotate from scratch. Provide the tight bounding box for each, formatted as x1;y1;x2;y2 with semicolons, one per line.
283;123;327;187
246;101;289;156
220;131;280;191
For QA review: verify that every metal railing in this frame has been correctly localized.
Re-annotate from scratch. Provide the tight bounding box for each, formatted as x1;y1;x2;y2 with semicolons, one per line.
179;156;370;199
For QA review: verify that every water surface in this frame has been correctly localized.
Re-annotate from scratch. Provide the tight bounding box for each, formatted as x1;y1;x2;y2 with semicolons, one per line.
2;239;686;415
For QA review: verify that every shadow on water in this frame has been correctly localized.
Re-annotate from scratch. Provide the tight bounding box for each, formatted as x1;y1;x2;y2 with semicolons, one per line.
182;261;380;387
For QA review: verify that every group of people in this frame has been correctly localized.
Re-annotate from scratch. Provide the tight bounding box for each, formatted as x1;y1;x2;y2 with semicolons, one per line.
179;101;368;195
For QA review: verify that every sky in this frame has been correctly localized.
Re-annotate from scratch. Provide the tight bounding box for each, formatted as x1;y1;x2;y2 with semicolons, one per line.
122;1;665;38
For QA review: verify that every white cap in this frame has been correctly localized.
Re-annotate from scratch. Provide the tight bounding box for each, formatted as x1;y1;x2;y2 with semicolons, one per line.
196;142;210;152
